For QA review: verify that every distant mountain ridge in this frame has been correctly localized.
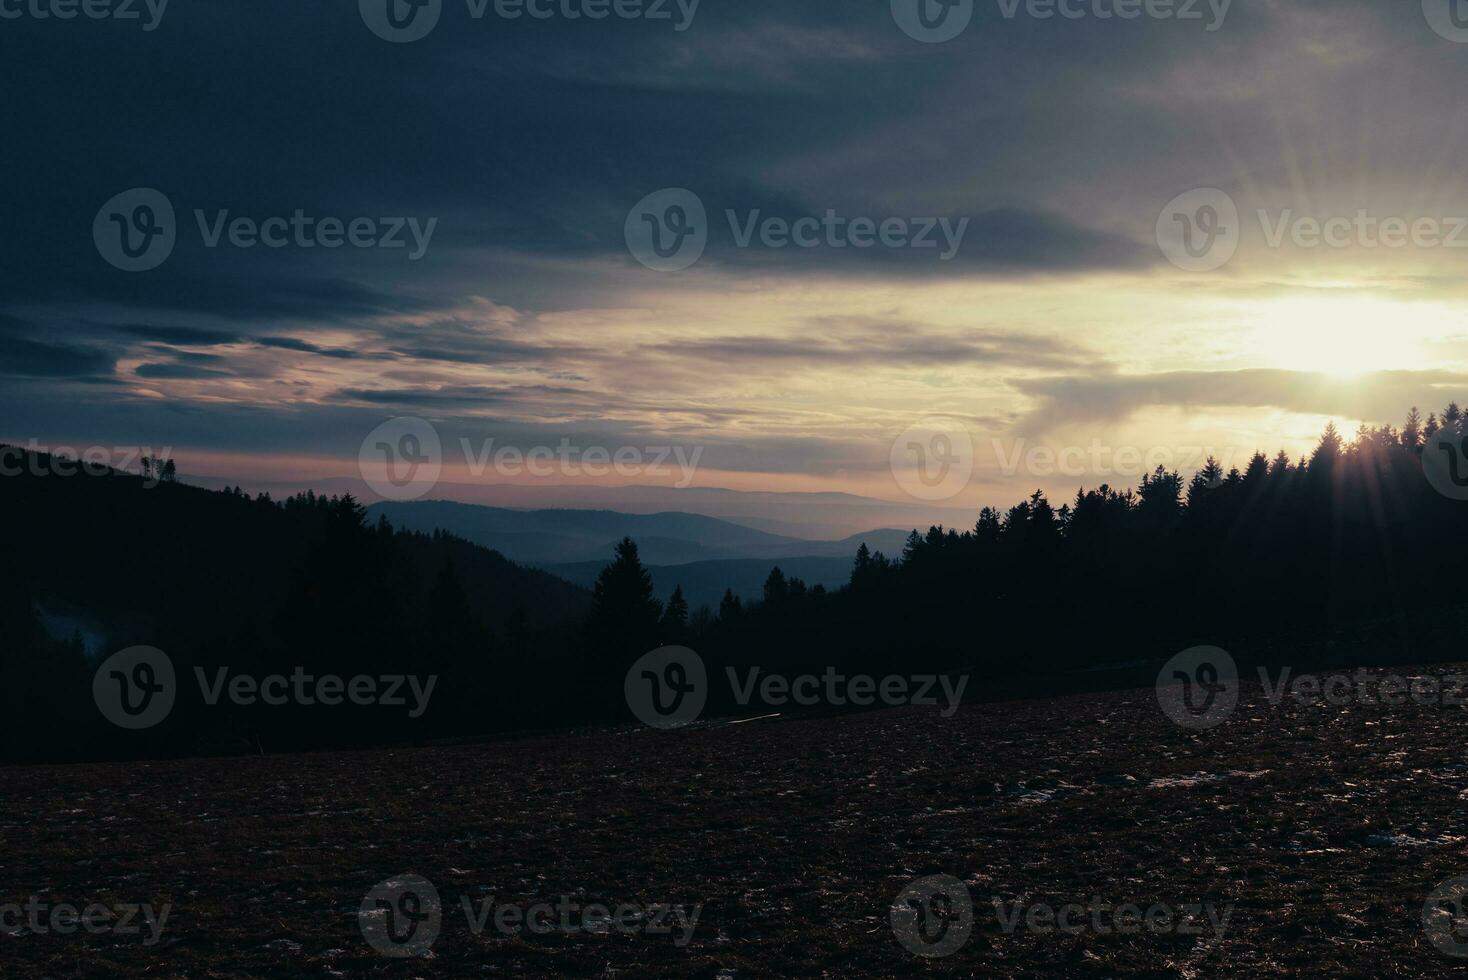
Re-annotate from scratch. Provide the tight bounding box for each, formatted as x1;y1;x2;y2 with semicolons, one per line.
368;500;911;567
197;475;971;540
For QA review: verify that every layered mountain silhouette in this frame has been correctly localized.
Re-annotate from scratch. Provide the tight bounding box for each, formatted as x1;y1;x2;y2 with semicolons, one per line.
200;475;967;540
368;500;909;568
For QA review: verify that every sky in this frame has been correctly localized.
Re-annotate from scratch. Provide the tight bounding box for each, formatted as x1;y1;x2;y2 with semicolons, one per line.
5;0;1468;518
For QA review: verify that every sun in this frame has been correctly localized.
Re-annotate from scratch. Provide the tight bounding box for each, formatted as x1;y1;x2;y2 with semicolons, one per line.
1248;295;1440;378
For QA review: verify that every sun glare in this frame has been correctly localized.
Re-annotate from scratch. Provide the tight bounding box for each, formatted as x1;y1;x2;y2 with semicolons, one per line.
1249;295;1443;378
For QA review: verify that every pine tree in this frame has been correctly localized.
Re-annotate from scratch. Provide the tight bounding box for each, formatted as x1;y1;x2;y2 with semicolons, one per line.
718;588;742;621
586;537;662;671
1138;466;1183;526
763;566;789;605
1403;406;1423;449
851;543;874;590
901;529;924;563
1311;422;1343;470
1188;456;1225;506
660;585;689;642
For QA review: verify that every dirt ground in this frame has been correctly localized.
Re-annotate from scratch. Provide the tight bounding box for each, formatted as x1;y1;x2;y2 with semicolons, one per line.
5;663;1468;977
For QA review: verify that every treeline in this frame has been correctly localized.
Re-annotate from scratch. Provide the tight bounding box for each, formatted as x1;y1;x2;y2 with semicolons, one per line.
585;406;1468;717
0;459;590;762
6;403;1468;761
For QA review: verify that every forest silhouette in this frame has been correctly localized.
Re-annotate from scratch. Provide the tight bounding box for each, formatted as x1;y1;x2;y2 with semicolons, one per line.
4;403;1468;762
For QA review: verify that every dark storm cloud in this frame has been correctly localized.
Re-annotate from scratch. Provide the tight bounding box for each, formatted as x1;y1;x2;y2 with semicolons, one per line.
339;383;587;409
0;334;115;379
1;0;1430;311
379;321;585;365
133;361;237;380
0;0;1458;464
115;324;243;346
0;0;1309;319
254;336;363;359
